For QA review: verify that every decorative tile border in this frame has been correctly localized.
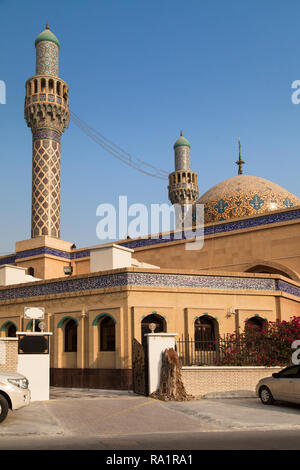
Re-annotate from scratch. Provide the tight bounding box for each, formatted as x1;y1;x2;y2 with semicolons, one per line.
0;248;91;265
0;256;16;266
15;247;70;261
0;271;292;302
276;280;300;298
121;208;300;249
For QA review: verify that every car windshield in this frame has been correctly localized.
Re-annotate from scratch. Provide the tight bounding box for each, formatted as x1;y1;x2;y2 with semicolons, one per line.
279;365;300;377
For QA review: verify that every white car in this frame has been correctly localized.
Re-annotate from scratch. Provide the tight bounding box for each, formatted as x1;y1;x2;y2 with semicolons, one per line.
0;371;31;423
256;365;300;405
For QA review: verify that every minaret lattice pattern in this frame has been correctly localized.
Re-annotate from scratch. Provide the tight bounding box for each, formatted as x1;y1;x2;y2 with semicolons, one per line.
24;24;69;238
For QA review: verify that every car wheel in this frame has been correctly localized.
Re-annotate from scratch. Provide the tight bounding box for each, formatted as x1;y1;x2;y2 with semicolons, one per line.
259;386;274;405
0;395;9;423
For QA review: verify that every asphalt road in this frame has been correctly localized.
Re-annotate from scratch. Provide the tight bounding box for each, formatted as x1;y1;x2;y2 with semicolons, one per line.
1;429;300;450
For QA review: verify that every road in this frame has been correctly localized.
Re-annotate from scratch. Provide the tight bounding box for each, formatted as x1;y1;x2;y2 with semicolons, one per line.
1;388;300;450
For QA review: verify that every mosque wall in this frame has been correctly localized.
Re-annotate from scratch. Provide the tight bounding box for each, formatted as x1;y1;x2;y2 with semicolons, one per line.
0;268;300;388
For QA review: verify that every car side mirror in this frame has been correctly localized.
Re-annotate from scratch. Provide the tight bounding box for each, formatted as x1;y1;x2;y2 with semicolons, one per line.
272;373;280;378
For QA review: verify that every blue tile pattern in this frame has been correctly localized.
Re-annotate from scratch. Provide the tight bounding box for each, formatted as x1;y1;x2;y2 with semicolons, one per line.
0;256;16;266
0;272;290;302
277;280;300;298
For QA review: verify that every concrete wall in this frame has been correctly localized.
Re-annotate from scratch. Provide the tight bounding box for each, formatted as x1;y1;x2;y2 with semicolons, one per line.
90;244;133;272
181;366;282;396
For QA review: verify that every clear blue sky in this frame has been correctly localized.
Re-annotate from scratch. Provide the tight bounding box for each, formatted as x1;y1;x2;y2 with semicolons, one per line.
0;0;300;254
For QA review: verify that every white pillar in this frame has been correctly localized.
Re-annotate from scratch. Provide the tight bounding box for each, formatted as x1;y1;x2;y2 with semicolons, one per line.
146;333;177;395
17;332;52;402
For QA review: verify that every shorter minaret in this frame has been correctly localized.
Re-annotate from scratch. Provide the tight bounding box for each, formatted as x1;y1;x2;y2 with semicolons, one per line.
168;132;199;208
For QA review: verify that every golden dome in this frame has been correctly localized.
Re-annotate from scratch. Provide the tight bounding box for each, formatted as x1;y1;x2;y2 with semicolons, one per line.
198;174;300;223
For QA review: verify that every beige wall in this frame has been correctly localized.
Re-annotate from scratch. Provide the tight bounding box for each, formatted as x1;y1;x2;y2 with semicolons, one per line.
181;366;282;397
0;269;300;371
133;219;300;279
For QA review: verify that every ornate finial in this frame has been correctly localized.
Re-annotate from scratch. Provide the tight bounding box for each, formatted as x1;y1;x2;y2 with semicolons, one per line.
46;22;50;30
180;130;183;136
236;136;245;175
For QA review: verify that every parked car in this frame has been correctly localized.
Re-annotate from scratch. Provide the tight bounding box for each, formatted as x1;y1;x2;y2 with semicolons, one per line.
256;365;300;405
0;371;30;423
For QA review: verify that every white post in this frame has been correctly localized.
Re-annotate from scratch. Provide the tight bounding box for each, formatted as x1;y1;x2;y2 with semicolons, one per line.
146;333;177;395
17;332;53;402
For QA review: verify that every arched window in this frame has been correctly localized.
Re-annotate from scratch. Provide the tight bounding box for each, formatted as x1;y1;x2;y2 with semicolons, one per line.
57;81;61;96
49;79;54;93
34;79;38;93
195;316;217;351
6;323;16;337
41;78;46;93
245;316;266;332
100;316;115;351
64;319;77;352
245;264;294;280
28;267;34;277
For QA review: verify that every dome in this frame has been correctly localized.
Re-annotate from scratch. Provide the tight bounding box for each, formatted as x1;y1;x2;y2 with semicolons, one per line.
35;24;60;48
198;174;300;223
174;134;191;149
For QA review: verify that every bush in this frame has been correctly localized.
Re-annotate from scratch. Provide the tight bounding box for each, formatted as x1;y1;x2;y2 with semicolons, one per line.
214;316;300;366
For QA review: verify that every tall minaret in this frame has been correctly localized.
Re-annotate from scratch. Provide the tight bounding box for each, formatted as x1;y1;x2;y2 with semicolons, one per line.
24;23;69;238
168;132;199;209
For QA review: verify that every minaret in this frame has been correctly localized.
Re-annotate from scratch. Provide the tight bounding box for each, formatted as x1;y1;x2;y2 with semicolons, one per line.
168;132;199;208
24;23;69;238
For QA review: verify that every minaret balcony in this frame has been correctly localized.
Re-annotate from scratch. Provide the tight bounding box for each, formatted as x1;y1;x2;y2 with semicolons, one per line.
25;76;69;106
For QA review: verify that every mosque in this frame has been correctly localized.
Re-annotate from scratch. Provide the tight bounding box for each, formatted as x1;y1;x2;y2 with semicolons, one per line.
1;24;300;389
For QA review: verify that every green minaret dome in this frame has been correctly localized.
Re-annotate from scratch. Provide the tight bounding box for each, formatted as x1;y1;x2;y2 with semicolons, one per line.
173;132;191;149
35;23;60;48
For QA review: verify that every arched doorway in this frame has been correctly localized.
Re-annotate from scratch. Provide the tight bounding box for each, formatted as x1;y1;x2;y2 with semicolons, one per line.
141;314;166;347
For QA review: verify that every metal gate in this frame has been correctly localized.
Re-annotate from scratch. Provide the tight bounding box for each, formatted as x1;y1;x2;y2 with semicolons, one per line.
132;338;149;395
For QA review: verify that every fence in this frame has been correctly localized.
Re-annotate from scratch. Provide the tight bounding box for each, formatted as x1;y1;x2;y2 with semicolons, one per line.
175;334;280;366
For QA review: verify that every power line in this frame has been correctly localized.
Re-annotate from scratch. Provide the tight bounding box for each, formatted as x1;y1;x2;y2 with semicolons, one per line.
70;111;169;180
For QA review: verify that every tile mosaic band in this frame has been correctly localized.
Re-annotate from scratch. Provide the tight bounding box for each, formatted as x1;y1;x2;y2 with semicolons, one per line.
0;271;296;302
